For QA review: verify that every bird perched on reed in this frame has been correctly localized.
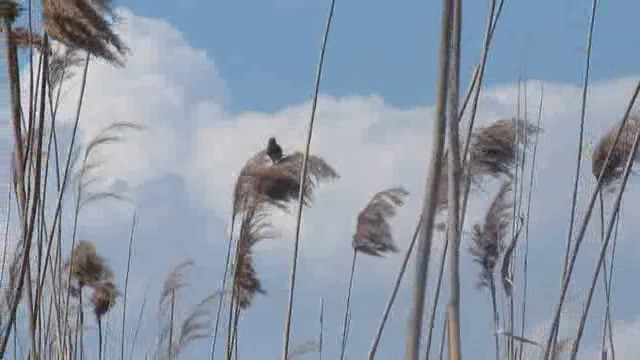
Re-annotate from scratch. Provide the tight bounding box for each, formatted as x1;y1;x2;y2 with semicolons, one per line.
266;137;284;164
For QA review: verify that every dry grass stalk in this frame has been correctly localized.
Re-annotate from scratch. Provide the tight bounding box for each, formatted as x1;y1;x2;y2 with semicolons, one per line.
43;0;128;65
352;187;409;256
467;118;540;179
233;147;339;215
469;181;513;288
235;199;273;309
592;115;640;185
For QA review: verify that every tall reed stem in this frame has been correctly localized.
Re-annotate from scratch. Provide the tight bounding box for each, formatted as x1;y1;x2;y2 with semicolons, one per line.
406;0;453;358
339;251;357;360
445;0;462;358
280;1;336;358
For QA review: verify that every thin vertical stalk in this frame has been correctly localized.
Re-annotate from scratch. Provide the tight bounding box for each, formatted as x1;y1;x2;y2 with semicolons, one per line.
560;0;599;284
439;316;448;360
281;0;336;358
168;290;175;359
445;0;462;358
568;125;640;360
210;216;237;360
488;276;500;360
339;251;357;360
319;298;324;360
120;212;137;360
98;318;103;360
518;83;544;360
368;218;422;359
424;232;450;360
406;0;453;358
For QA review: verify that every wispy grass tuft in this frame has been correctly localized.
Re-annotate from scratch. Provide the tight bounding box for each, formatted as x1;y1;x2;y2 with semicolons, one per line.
43;0;128;65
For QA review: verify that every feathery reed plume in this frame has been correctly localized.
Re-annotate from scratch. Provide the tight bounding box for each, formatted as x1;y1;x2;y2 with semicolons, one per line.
160;293;219;360
0;26;50;53
158;260;194;360
287;340;320;360
234;200;273;309
160;260;194;305
469;181;513;360
467;118;540;179
592;115;640;185
234;149;339;214
551;337;572;360
91;275;118;319
64;240;107;287
352;187;409;256
43;0;128;65
48;47;82;89
469;182;513;288
338;187;408;359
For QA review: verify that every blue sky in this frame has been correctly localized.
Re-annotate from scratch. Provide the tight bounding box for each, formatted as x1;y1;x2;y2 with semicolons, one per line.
6;1;640;359
119;0;640;112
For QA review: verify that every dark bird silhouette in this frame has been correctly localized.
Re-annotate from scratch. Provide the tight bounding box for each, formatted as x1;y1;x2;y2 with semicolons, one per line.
266;137;283;164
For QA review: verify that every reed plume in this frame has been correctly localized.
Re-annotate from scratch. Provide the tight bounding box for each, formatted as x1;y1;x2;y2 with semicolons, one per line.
234;199;273;310
233;149;339;214
352;187;409;257
469;181;513;360
158;260;194;360
42;0;128;65
469;181;513;288
338;186;408;359
64;240;108;287
287;340;320;360
591;115;640;185
165;293;219;360
48;47;82;89
0;26;50;53
467;118;540;179
158;261;220;360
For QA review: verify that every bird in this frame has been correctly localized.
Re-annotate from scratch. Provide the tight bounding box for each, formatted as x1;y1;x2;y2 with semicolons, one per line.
266;137;283;164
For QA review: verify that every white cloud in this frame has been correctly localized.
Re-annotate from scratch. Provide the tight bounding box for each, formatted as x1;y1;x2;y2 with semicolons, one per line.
13;8;640;357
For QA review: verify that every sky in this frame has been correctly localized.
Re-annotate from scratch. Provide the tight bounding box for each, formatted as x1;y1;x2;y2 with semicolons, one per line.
5;0;640;359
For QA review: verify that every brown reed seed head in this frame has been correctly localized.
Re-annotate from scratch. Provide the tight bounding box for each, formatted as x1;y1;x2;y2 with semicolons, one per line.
90;276;118;318
234;150;339;214
0;27;51;54
66;240;107;286
468;118;540;179
592;116;640;184
43;0;128;66
0;0;20;23
235;200;272;309
469;181;513;288
160;260;194;304
352;187;409;257
48;47;82;88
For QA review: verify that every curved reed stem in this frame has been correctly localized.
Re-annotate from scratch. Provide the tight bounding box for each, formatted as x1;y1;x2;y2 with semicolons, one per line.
568;125;640;360
120;212;137;360
541;80;640;359
339;251;357;360
559;0;599;288
280;1;336;358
